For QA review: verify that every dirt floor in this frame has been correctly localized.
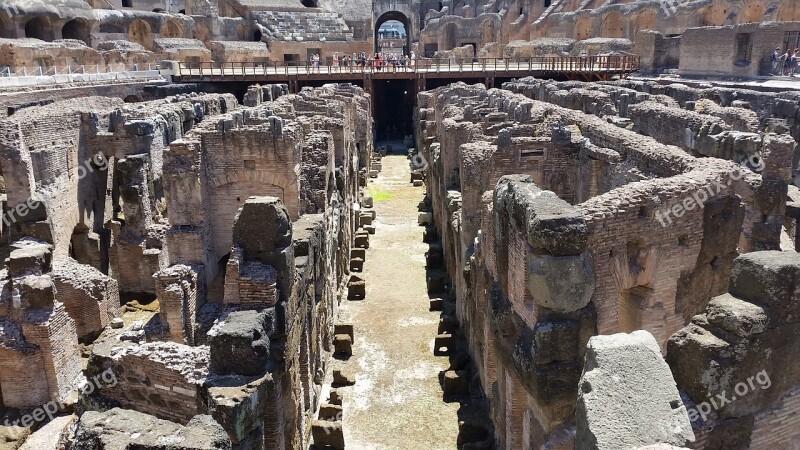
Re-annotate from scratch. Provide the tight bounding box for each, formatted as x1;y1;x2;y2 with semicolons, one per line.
335;154;462;450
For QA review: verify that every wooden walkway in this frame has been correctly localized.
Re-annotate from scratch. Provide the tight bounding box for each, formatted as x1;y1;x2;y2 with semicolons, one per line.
170;56;640;84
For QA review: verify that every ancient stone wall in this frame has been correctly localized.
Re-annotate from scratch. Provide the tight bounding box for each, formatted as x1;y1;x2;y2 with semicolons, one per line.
416;80;797;447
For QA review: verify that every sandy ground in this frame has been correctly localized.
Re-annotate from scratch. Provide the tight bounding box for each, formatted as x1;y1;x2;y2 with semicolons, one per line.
335;154;461;450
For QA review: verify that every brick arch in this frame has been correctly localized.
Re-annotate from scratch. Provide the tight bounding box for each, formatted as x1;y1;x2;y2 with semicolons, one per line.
481;19;497;47
739;0;766;23
777;0;800;20
160;19;183;38
600;11;625;38
634;9;658;34
574;15;592;40
25;16;55;41
701;3;729;26
128;19;153;49
208;178;287;262
193;23;211;43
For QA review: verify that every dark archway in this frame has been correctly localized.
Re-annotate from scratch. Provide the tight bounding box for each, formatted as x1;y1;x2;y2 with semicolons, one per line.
301;0;319;7
62;19;91;45
375;11;411;56
25;17;54;41
0;17;8;39
253;29;263;41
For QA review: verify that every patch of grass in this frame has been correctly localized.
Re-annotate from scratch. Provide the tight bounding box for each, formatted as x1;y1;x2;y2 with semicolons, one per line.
367;185;394;202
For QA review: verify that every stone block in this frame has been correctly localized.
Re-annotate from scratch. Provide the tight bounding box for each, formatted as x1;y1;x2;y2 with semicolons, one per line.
442;370;469;396
359;213;373;226
364;225;376;235
426;244;443;268
332;369;355;386
6;246;52;278
705;294;768;337
354;231;369;249
208;310;272;376
418;212;433;226
576;330;693;449
347;275;366;300
350;248;366;260
438;315;459;334
430;298;444;311
334;334;352;356
527;251;595;313
369;170;379;178
334;323;354;340
312;420;344;450
318;403;343;421
413;180;424;187
495;175;588;256
349;257;364;272
729;251;800;322
434;333;453;354
18;275;55;309
329;388;343;405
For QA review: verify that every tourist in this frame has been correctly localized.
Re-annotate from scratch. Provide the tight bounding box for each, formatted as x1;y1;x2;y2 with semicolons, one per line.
410;50;416;69
375;53;382;71
791;49;800;77
332;52;339;68
781;49;791;76
311;53;320;73
771;47;782;75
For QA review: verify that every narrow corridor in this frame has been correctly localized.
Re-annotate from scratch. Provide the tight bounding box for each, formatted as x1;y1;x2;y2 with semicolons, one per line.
337;154;461;450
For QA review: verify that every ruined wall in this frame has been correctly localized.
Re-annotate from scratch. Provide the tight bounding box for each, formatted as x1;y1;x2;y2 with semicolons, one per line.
417;80;796;448
73;83;374;450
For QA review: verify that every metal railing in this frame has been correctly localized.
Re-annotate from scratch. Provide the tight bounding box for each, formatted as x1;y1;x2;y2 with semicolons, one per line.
174;55;640;79
0;63;161;78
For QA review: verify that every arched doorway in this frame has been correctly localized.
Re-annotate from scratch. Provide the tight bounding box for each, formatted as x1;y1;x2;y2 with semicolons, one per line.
481;19;496;48
129;19;153;49
739;0;765;23
25;17;54;41
778;0;800;20
160;19;183;38
375;11;411;56
62;19;91;45
442;22;457;50
600;12;625;38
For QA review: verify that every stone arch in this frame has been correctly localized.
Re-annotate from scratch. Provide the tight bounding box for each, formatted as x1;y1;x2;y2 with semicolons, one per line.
25;16;54;41
442;21;457;50
375;11;411;54
574;15;592;40
481;19;496;47
128;19;153;49
739;0;766;23
600;11;625;38
778;0;800;20
62;19;91;45
160;19;183;38
634;9;657;34
208;178;287;262
193;23;211;43
701;4;729;26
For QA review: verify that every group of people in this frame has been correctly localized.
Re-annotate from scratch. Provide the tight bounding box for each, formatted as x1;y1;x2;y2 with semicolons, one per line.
771;47;800;76
308;51;417;72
